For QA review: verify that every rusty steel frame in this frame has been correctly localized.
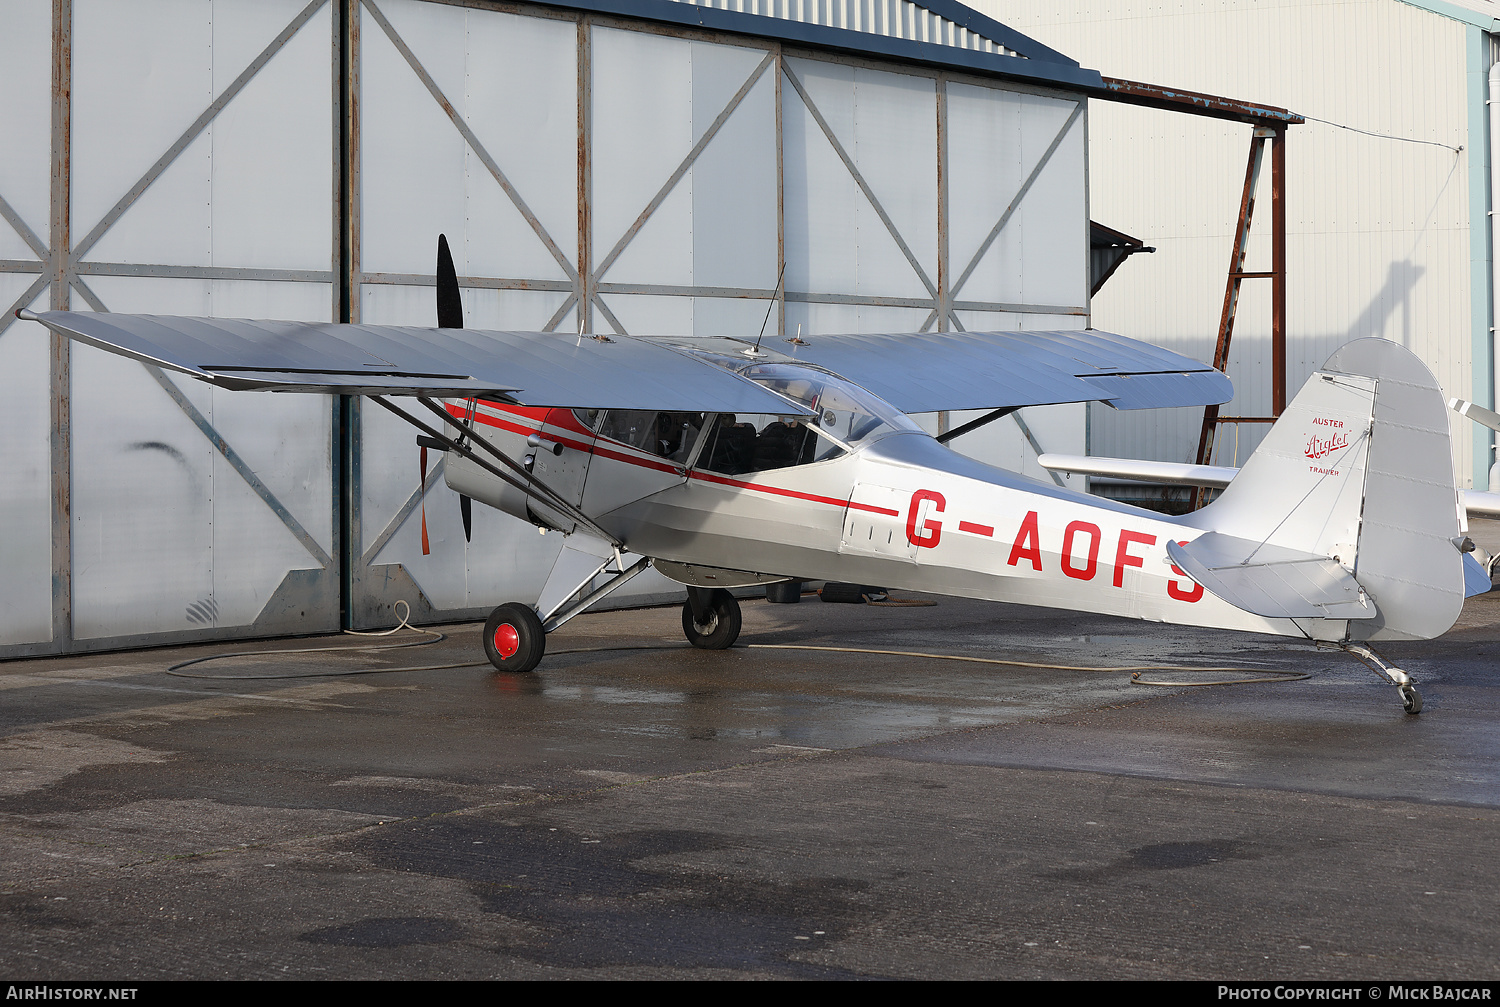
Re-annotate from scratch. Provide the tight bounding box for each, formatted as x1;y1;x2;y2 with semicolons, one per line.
341;0;363;629
575;15;592;333
1100;77;1303;128
50;0;73;649
1192;124;1288;508
775;48;785;337
1089;77;1301;512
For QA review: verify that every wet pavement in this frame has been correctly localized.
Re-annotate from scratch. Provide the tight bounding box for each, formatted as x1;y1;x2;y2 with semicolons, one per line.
2;521;1498;979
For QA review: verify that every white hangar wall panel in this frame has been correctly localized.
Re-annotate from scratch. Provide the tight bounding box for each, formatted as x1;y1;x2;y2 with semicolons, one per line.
945;83;1086;313
592;27;781;336
782;56;938;327
0;309;50;646
353;0;582;621
350;0;1093;625
63;0;340;642
977;0;1477;482
0;1;53;646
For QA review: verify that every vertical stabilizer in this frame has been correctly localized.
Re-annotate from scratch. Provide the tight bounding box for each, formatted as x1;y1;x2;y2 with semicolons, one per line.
1194;339;1463;641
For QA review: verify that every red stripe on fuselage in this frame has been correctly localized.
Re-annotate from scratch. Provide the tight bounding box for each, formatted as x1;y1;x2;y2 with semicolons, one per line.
687;470;901;516
445;401;900;516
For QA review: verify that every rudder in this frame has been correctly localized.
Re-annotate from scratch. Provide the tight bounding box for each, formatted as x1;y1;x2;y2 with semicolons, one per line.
1193;338;1463;641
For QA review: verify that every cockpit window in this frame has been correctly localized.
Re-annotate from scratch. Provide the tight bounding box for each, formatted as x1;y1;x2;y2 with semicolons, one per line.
596;410;706;462
694;364;918;476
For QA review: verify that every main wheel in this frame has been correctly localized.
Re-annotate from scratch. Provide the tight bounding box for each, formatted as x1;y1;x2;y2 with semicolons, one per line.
1400;685;1423;715
483;603;546;673
682;590;741;650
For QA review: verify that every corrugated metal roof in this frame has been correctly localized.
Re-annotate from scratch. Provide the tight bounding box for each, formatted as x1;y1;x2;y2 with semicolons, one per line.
669;0;1022;56
561;0;1103;89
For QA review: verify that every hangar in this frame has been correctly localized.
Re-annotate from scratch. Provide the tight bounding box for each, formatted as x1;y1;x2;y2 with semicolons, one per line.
984;0;1496;498
1;0;1128;656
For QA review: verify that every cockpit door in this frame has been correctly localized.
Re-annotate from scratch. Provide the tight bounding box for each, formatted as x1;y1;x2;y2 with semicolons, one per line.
526;408;598;533
579;410;706;518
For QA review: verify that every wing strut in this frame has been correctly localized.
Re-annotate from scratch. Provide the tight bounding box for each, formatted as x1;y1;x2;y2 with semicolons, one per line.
935;406;1018;444
367;395;621;547
407;396;610;537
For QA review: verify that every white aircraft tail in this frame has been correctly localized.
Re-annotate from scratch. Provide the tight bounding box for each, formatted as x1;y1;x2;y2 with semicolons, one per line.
1183;338;1464;641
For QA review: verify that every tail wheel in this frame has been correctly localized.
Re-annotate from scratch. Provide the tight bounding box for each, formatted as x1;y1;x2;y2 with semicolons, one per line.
682;590;741;650
1400;685;1423;715
483;603;545;673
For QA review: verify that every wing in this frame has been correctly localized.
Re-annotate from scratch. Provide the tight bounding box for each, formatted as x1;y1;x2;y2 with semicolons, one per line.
18;311;813;416
767;329;1232;413
22;311;1225;415
1037;452;1238;487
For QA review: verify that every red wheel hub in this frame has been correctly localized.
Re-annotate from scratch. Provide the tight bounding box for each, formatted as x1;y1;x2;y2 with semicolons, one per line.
493;623;520;660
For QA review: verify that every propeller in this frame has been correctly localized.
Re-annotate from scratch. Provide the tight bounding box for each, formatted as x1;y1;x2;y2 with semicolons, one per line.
433;234;473;546
436;233;464;329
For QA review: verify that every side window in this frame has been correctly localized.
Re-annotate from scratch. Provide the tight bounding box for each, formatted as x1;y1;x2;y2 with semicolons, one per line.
597;410;656;452
697;414;841;476
572;408;601;432
597;410;706;461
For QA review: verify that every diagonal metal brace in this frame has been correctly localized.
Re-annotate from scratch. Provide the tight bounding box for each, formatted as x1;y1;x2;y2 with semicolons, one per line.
412;396;611;537
368;395;618;546
541;555;651;633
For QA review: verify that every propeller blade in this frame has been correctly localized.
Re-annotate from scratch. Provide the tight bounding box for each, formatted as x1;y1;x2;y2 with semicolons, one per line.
436;234;464;329
460;494;472;543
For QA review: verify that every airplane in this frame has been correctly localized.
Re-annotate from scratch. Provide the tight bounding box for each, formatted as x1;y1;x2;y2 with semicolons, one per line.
16;237;1491;715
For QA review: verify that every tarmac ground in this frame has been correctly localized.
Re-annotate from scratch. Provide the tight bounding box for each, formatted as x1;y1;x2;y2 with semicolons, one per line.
3;520;1499;980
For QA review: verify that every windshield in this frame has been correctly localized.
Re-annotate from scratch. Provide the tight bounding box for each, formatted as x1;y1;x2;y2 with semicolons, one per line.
690;362;919;477
742;363;920;446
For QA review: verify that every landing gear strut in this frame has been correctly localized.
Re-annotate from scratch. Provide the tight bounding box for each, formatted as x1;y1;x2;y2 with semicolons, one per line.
1343;643;1423;714
682;587;741;650
481;548;652;673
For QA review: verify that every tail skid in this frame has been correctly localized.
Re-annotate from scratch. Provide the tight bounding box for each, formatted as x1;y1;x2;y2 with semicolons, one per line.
1181;338;1464;643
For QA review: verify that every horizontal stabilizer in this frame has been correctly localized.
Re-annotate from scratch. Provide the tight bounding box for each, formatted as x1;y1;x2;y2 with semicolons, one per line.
1464;553;1494;598
1450;397;1500;434
1166;533;1374;621
1465;490;1500;518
